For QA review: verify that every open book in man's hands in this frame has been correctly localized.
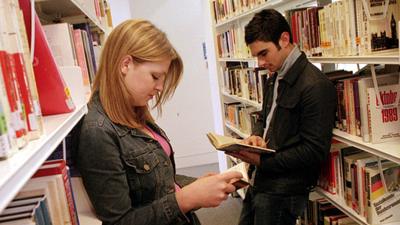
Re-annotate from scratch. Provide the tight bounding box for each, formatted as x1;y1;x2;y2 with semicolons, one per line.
206;132;275;154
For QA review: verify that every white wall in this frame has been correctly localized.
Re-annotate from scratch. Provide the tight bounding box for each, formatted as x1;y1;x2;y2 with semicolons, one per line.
108;0;132;27
108;0;223;169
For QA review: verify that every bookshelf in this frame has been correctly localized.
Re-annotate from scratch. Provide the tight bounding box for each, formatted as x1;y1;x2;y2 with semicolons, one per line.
0;103;87;213
308;50;400;64
0;0;112;223
214;0;316;28
222;91;262;110
210;0;319;157
35;0;111;34
210;0;400;224
315;187;369;225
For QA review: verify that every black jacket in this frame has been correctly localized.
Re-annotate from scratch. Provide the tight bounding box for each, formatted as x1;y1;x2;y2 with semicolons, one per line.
253;52;337;194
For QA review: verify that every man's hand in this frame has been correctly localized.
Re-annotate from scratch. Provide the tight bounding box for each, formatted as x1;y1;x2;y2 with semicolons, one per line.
225;135;266;166
242;135;266;148
226;151;261;166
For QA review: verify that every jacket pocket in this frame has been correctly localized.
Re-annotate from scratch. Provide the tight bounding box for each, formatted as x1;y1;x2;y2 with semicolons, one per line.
275;94;301;146
123;151;161;205
277;90;300;109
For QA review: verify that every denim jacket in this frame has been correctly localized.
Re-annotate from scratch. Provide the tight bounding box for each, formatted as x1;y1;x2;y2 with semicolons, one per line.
76;94;199;225
252;52;337;194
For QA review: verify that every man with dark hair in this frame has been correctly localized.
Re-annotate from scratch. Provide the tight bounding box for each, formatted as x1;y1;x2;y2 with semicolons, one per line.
227;9;337;225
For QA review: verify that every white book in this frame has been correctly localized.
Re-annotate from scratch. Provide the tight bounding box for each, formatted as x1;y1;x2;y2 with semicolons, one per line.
359;0;399;54
43;23;77;67
367;83;400;143
357;73;399;142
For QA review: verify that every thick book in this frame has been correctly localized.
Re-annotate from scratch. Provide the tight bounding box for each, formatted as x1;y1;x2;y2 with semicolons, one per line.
357;73;399;142
34;159;80;225
367;84;400;144
206;132;275;154
42;23;77;67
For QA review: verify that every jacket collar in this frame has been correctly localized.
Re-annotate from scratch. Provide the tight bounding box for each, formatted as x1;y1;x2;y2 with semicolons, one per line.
280;52;308;86
90;93;166;139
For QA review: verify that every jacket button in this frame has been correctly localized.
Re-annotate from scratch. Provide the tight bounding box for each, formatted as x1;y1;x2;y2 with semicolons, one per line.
143;164;150;171
164;161;169;166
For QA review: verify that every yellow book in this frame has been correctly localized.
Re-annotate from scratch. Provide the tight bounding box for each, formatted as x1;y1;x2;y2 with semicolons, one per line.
206;132;275;154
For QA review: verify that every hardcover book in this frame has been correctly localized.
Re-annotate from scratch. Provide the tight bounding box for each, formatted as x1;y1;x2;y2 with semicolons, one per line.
18;0;75;115
206;132;275;154
367;84;400;143
358;0;399;54
358;73;399;142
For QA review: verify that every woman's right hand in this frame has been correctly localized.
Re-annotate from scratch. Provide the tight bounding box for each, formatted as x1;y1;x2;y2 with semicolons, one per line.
175;171;242;213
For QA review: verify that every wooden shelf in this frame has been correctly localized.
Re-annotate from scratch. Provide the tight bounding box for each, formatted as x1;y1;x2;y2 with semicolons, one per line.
215;0;315;28
36;0;109;33
221;91;262;110
315;188;368;225
218;57;256;62
332;129;400;164
225;123;250;139
309;50;399;64
0;104;87;213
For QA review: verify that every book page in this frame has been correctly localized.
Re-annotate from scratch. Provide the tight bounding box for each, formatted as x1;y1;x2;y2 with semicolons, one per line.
222;162;250;189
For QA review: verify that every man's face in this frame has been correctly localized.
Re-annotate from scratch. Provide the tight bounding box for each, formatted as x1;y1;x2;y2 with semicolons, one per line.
249;40;286;73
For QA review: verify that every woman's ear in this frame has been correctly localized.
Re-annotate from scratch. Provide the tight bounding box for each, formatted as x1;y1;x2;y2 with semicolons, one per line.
120;55;132;75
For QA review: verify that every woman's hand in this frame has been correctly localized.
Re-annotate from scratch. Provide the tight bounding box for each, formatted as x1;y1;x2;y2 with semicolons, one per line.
176;171;242;213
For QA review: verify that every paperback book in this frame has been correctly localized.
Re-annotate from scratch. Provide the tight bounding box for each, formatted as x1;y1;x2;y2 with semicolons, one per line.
206;132;275;154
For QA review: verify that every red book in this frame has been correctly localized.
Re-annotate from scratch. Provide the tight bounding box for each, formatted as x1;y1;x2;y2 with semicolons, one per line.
33;159;79;225
0;51;27;141
18;0;75;115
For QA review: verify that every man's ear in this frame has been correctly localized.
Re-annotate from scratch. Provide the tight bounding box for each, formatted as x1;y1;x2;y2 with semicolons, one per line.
120;55;132;75
279;32;290;48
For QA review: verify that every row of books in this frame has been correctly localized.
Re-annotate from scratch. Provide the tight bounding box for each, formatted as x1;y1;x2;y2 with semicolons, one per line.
42;21;101;100
0;159;80;225
327;69;400;144
221;66;399;144
287;0;399;57
318;140;400;224
216;24;250;58
0;0;102;159
300;197;358;225
91;0;113;29
211;0;268;24
35;0;113;31
222;66;268;104
224;102;258;135
214;0;399;59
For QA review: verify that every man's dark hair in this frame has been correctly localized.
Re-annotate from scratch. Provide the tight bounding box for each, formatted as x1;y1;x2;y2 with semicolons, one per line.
245;9;293;47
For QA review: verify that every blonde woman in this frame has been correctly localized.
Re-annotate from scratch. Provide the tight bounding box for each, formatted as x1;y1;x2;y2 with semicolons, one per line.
76;20;241;225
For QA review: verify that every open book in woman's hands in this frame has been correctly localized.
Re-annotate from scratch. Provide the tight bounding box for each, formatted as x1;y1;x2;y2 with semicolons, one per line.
222;162;250;189
206;132;275;154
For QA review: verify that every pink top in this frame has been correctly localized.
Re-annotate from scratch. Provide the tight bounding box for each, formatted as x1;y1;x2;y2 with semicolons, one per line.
145;126;181;191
